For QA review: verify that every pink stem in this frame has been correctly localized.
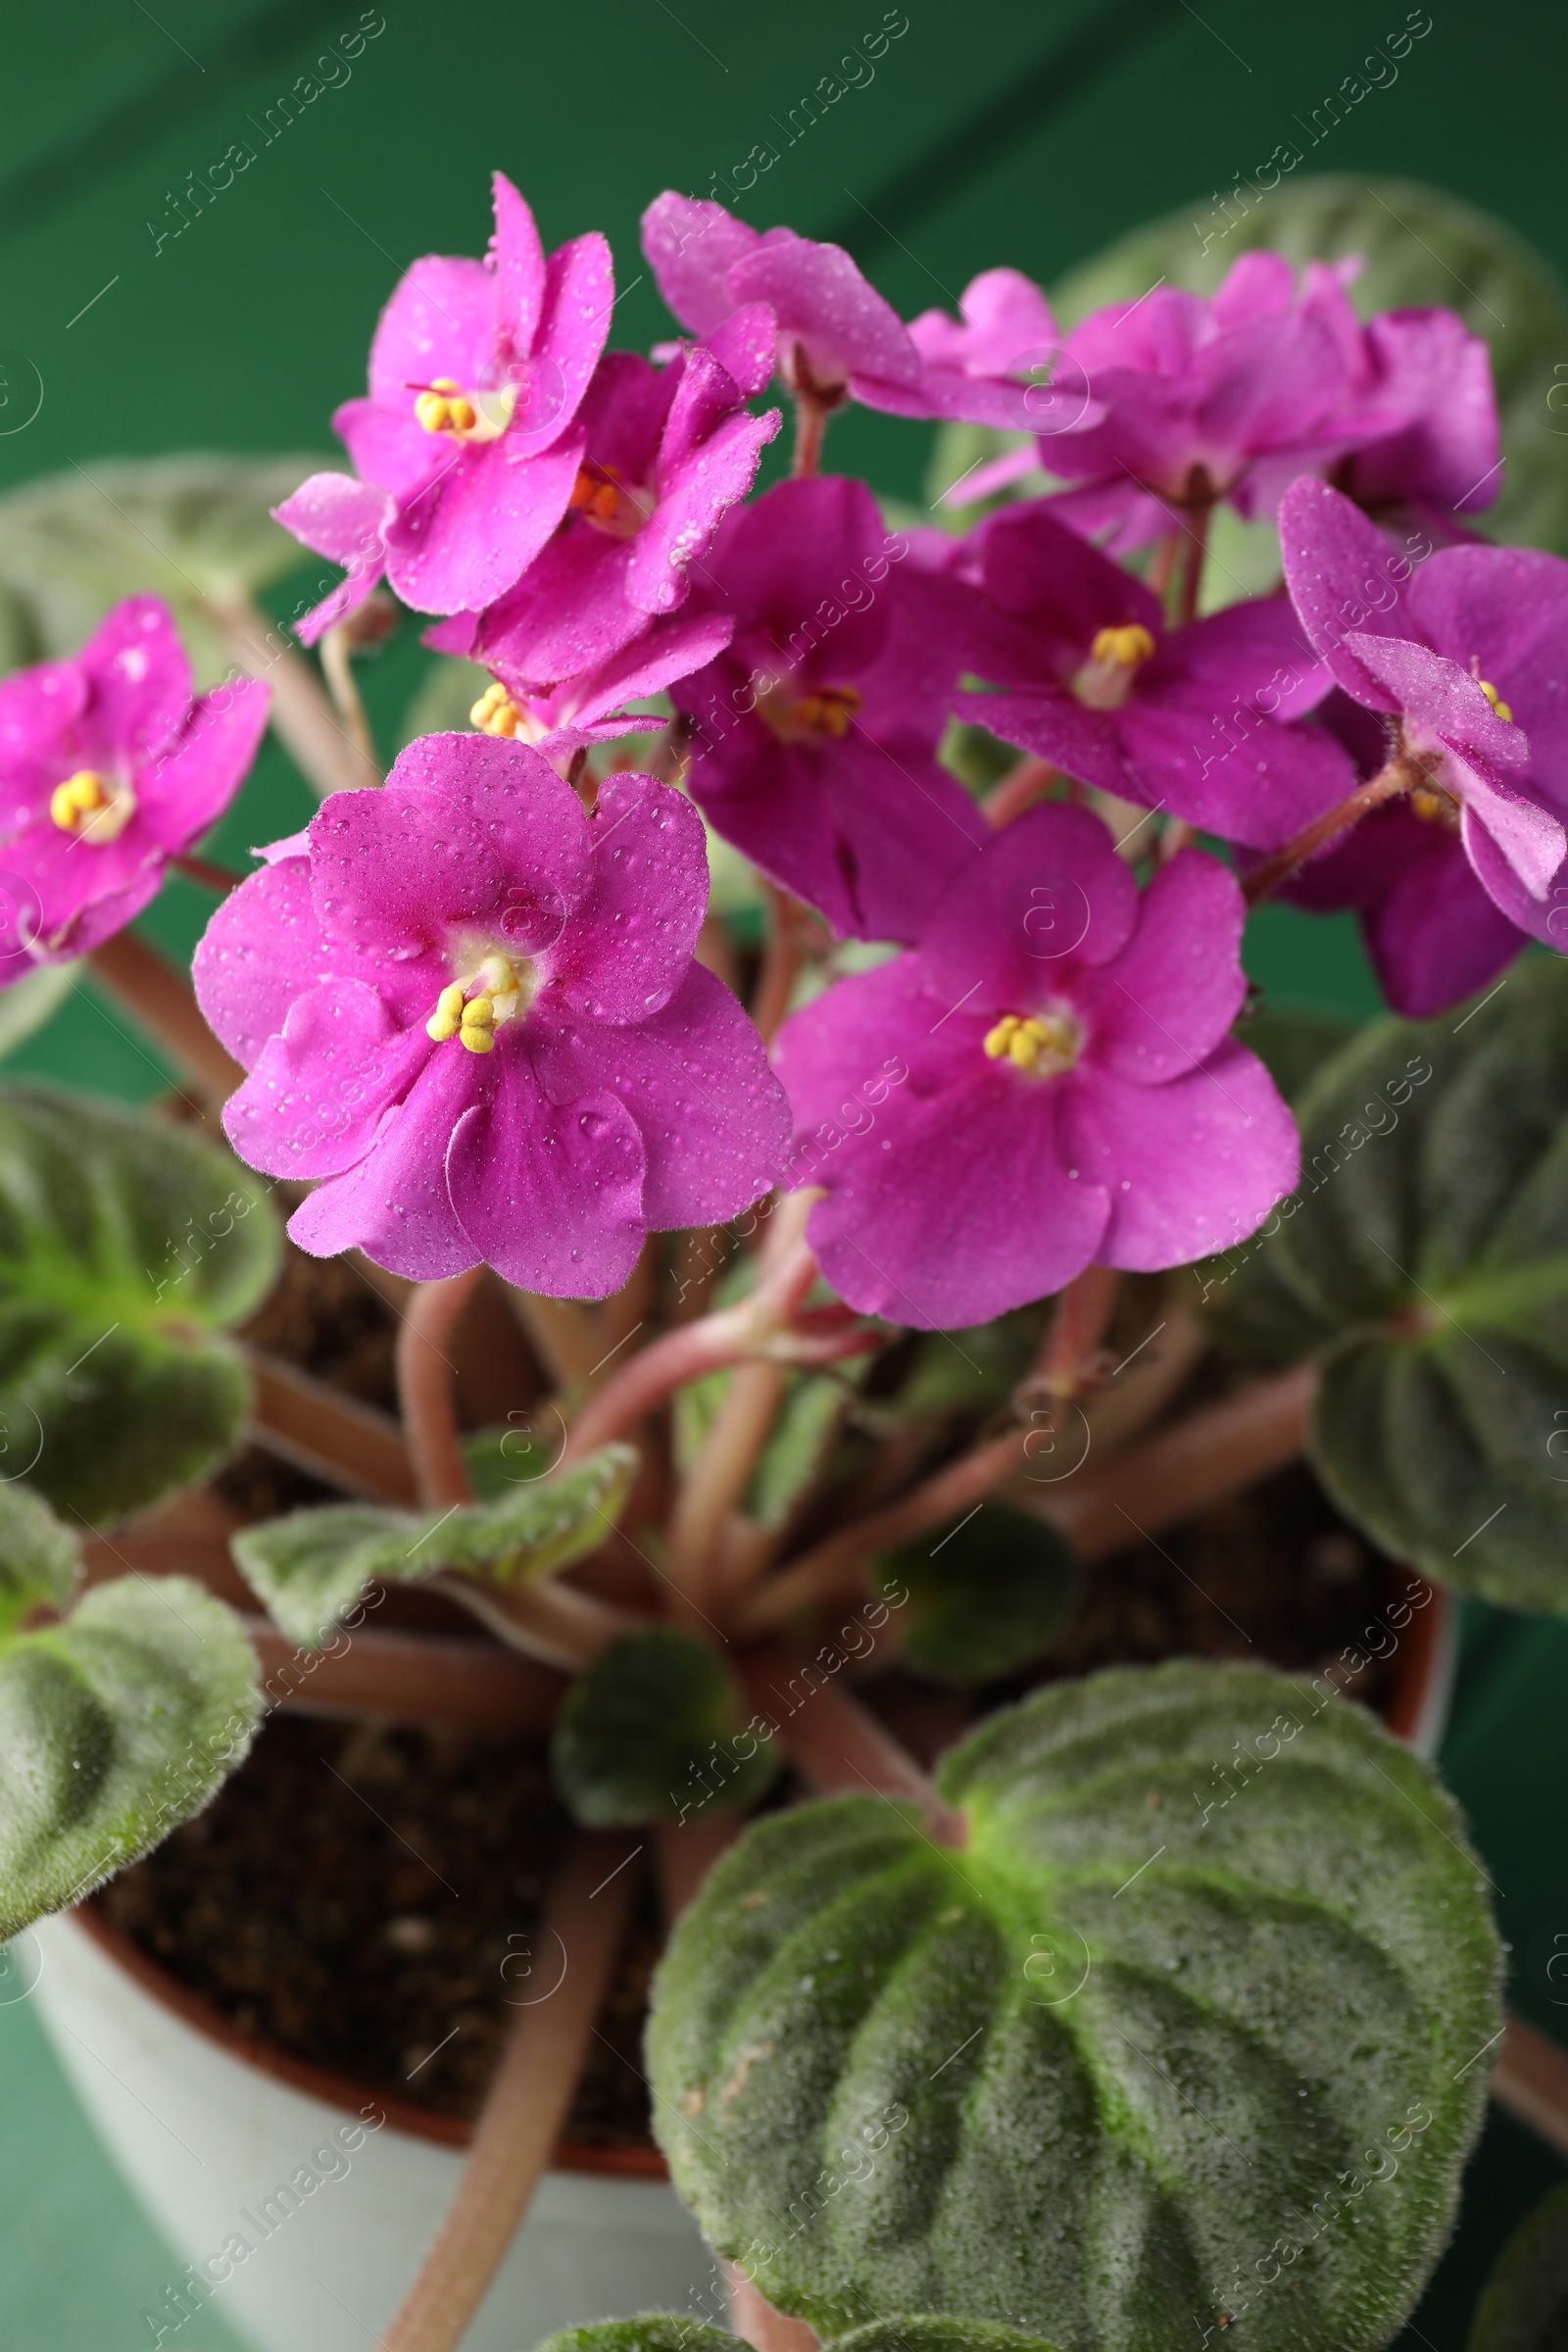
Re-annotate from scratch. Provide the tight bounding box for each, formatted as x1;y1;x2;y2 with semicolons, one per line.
983;757;1059;829
1244;760;1410;906
1038;1261;1121;1396
395;1267;484;1508
736;1644;961;1840
1492;2015;1568;2159
726;2269;823;2352
378;1834;641;2352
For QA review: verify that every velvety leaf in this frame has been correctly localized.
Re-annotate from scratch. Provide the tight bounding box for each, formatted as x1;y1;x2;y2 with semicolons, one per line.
0;455;332;688
552;1626;780;1829
0;1082;281;1523
231;1444;637;1647
1265;959;1568;1610
833;2322;1066;2352
463;1420;564;1499
676;1366;854;1534
532;2326;748;2352
1052;175;1568;555
1467;2180;1568;2352
649;1661;1500;2352
0;1574;261;1940
0;1483;80;1634
876;1502;1080;1682
1240;1008;1360;1105
0;964;76;1063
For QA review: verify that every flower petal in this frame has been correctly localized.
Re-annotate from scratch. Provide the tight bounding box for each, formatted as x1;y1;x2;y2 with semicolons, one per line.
489;171;546;356
76;597;191;760
550;775;709;1021
383;430;585;615
642;194;761;338
223;978;432;1179
193;854;322;1069
535;962;789;1228
920;801;1138;1010
1063;1044;1298;1272
1279;476;1420;709
288;1048;479;1281
1076;850;1247;1081
135;677;269;851
446;1051;646;1298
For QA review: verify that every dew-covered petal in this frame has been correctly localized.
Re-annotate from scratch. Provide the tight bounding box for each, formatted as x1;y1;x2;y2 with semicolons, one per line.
193;855;322;1068
446;1049;646;1298
1076;850;1248;1081
222;978;432;1181
75;597;192;761
642;194;762;338
287;1048;479;1281
1279;476;1424;709
920;801;1138;1009
549;775;710;1021
1062;1044;1298;1272
535;962;789;1228
136;677;269;850
383;430;585;615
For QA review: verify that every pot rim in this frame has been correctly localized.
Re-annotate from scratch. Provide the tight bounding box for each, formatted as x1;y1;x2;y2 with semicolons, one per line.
65;1899;668;2178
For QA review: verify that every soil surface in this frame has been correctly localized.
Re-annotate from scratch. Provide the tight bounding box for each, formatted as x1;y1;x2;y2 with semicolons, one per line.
103;1237;1413;2146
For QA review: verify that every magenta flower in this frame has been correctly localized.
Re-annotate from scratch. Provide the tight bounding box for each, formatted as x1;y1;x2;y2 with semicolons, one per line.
453;325;779;690
452;608;736;759
319;173;613;615
642;196;1090;432
1326;306;1499;524
1280;476;1568;994
193;736;790;1296
1280;692;1527;1018
776;805;1298;1330
272;474;395;648
956;500;1354;849
0;598;268;981
671;475;988;942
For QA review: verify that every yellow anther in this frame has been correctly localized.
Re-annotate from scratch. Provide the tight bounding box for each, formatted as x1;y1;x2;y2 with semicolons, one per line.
426;982;466;1042
795;686;861;739
1478;677;1513;723
430;377;460;393
448;397;477;432
470;681;526;738
415;390;451;433
458;1023;496;1053
461;995;495;1029
50;769;110;831
412;376;515;443
1090;623;1157;669
982;1009;1079;1075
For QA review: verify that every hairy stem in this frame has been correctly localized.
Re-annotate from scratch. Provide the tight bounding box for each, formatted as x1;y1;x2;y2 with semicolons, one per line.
378;1834;641;2352
1243;760;1410;906
753;884;805;1044
737;1643;961;1839
1172;499;1214;628
318;621;380;772
87;929;241;1102
209;590;379;800
1037;1261;1121;1396
396;1267;485;1508
727;2270;824;2352
435;1572;645;1672
792;389;832;477
983;756;1059;829
667;1359;786;1621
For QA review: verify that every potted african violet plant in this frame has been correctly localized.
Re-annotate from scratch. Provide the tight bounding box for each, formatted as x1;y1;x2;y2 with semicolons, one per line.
3;164;1568;2352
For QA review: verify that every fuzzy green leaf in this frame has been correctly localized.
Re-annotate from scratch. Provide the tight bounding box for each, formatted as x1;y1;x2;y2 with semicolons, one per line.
649;1661;1500;2352
231;1444;638;1647
531;2322;1066;2352
552;1627;781;1829
1051;175;1568;555
0;1575;261;1940
1256;960;1568;1611
0;1083;281;1523
1468;2180;1568;2352
877;1503;1080;1683
0;455;332;688
532;2327;748;2352
0;1483;80;1636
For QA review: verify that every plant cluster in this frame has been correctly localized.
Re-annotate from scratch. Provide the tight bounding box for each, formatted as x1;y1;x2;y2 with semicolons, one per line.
1;168;1566;2352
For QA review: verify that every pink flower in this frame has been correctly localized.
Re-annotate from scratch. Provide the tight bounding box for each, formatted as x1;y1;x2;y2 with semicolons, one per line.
1315;306;1499;525
672;475;988;943
449;321;779;690
193;736;790;1297
0;598;267;981
776;805;1298;1330
313;174;613;616
1280;476;1568;997
956;500;1354;849
858;266;1099;433
457;610;737;761
272;474;395;648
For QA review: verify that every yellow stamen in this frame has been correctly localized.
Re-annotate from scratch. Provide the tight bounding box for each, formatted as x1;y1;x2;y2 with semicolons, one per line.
50;769;110;830
1090;623;1156;669
413;376;514;444
981;1009;1080;1074
1478;677;1513;723
470;681;529;739
794;686;861;739
426;982;466;1042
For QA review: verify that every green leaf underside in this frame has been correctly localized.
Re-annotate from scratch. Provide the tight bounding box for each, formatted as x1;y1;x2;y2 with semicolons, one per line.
552;1627;781;1828
0;1483;81;1634
0;1575;261;1940
878;1504;1081;1683
531;2320;1065;2352
1467;2180;1568;2352
0;455;332;687
1249;960;1568;1612
230;1443;638;1647
649;1662;1499;2352
0;1084;280;1523
1050;176;1568;556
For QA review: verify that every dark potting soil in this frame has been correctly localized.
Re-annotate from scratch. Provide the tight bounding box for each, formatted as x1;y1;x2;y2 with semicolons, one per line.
105;1237;1412;2146
99;1714;662;2144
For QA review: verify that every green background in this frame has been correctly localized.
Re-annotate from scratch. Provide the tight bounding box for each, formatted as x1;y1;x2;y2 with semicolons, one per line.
1;0;1565;2344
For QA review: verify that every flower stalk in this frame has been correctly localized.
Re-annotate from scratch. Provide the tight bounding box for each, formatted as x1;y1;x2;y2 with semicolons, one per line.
1244;759;1414;906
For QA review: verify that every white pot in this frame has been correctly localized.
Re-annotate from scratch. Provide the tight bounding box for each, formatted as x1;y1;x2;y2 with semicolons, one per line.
28;1906;720;2352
